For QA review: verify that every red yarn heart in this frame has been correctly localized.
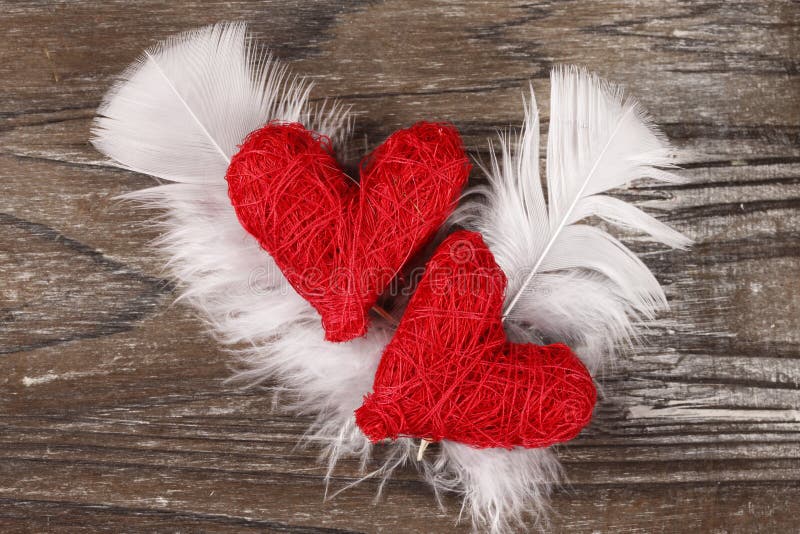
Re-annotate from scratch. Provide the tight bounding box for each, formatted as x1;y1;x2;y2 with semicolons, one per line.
226;122;470;342
355;231;596;449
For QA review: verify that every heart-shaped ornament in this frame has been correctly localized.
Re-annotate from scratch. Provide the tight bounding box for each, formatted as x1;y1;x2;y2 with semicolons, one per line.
226;122;470;342
355;230;596;449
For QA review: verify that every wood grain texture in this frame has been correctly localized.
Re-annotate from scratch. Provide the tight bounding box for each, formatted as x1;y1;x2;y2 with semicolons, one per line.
1;1;798;532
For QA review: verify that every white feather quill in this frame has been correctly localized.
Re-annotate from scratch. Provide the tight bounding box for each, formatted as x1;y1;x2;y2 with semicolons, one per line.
454;66;690;371
446;66;690;531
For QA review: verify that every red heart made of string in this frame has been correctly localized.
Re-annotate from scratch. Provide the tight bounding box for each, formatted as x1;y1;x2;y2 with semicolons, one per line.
355;231;596;449
226;122;470;342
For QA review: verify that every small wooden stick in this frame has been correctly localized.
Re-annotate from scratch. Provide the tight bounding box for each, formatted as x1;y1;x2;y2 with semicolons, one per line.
371;305;399;326
416;438;431;461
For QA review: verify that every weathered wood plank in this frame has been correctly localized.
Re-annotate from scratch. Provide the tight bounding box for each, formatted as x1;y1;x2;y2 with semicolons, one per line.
1;0;798;532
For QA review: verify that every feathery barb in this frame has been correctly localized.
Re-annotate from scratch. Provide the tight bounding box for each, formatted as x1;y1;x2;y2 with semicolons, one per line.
89;20;388;525
92;22;348;184
454;65;690;372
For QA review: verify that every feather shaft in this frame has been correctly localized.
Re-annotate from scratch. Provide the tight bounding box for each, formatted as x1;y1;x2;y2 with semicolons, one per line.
502;106;633;319
143;50;231;164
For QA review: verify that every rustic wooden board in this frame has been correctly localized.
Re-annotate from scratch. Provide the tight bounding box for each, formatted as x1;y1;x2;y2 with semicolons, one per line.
1;1;798;532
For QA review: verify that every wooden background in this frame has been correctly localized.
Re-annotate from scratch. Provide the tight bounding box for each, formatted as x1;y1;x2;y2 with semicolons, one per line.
1;1;798;532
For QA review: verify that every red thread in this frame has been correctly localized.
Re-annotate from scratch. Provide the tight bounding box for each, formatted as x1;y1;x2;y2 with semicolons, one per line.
355;231;597;449
226;122;470;342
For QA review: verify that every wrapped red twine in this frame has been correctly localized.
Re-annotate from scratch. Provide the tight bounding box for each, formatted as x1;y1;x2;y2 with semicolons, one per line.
226;121;470;342
227;121;594;449
356;231;597;449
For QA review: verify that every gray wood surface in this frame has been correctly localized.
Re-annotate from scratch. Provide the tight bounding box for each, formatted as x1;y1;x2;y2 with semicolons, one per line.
1;1;798;532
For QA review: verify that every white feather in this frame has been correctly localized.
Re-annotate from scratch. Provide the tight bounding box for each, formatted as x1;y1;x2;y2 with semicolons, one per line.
425;443;562;532
447;66;690;530
90;21;450;533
